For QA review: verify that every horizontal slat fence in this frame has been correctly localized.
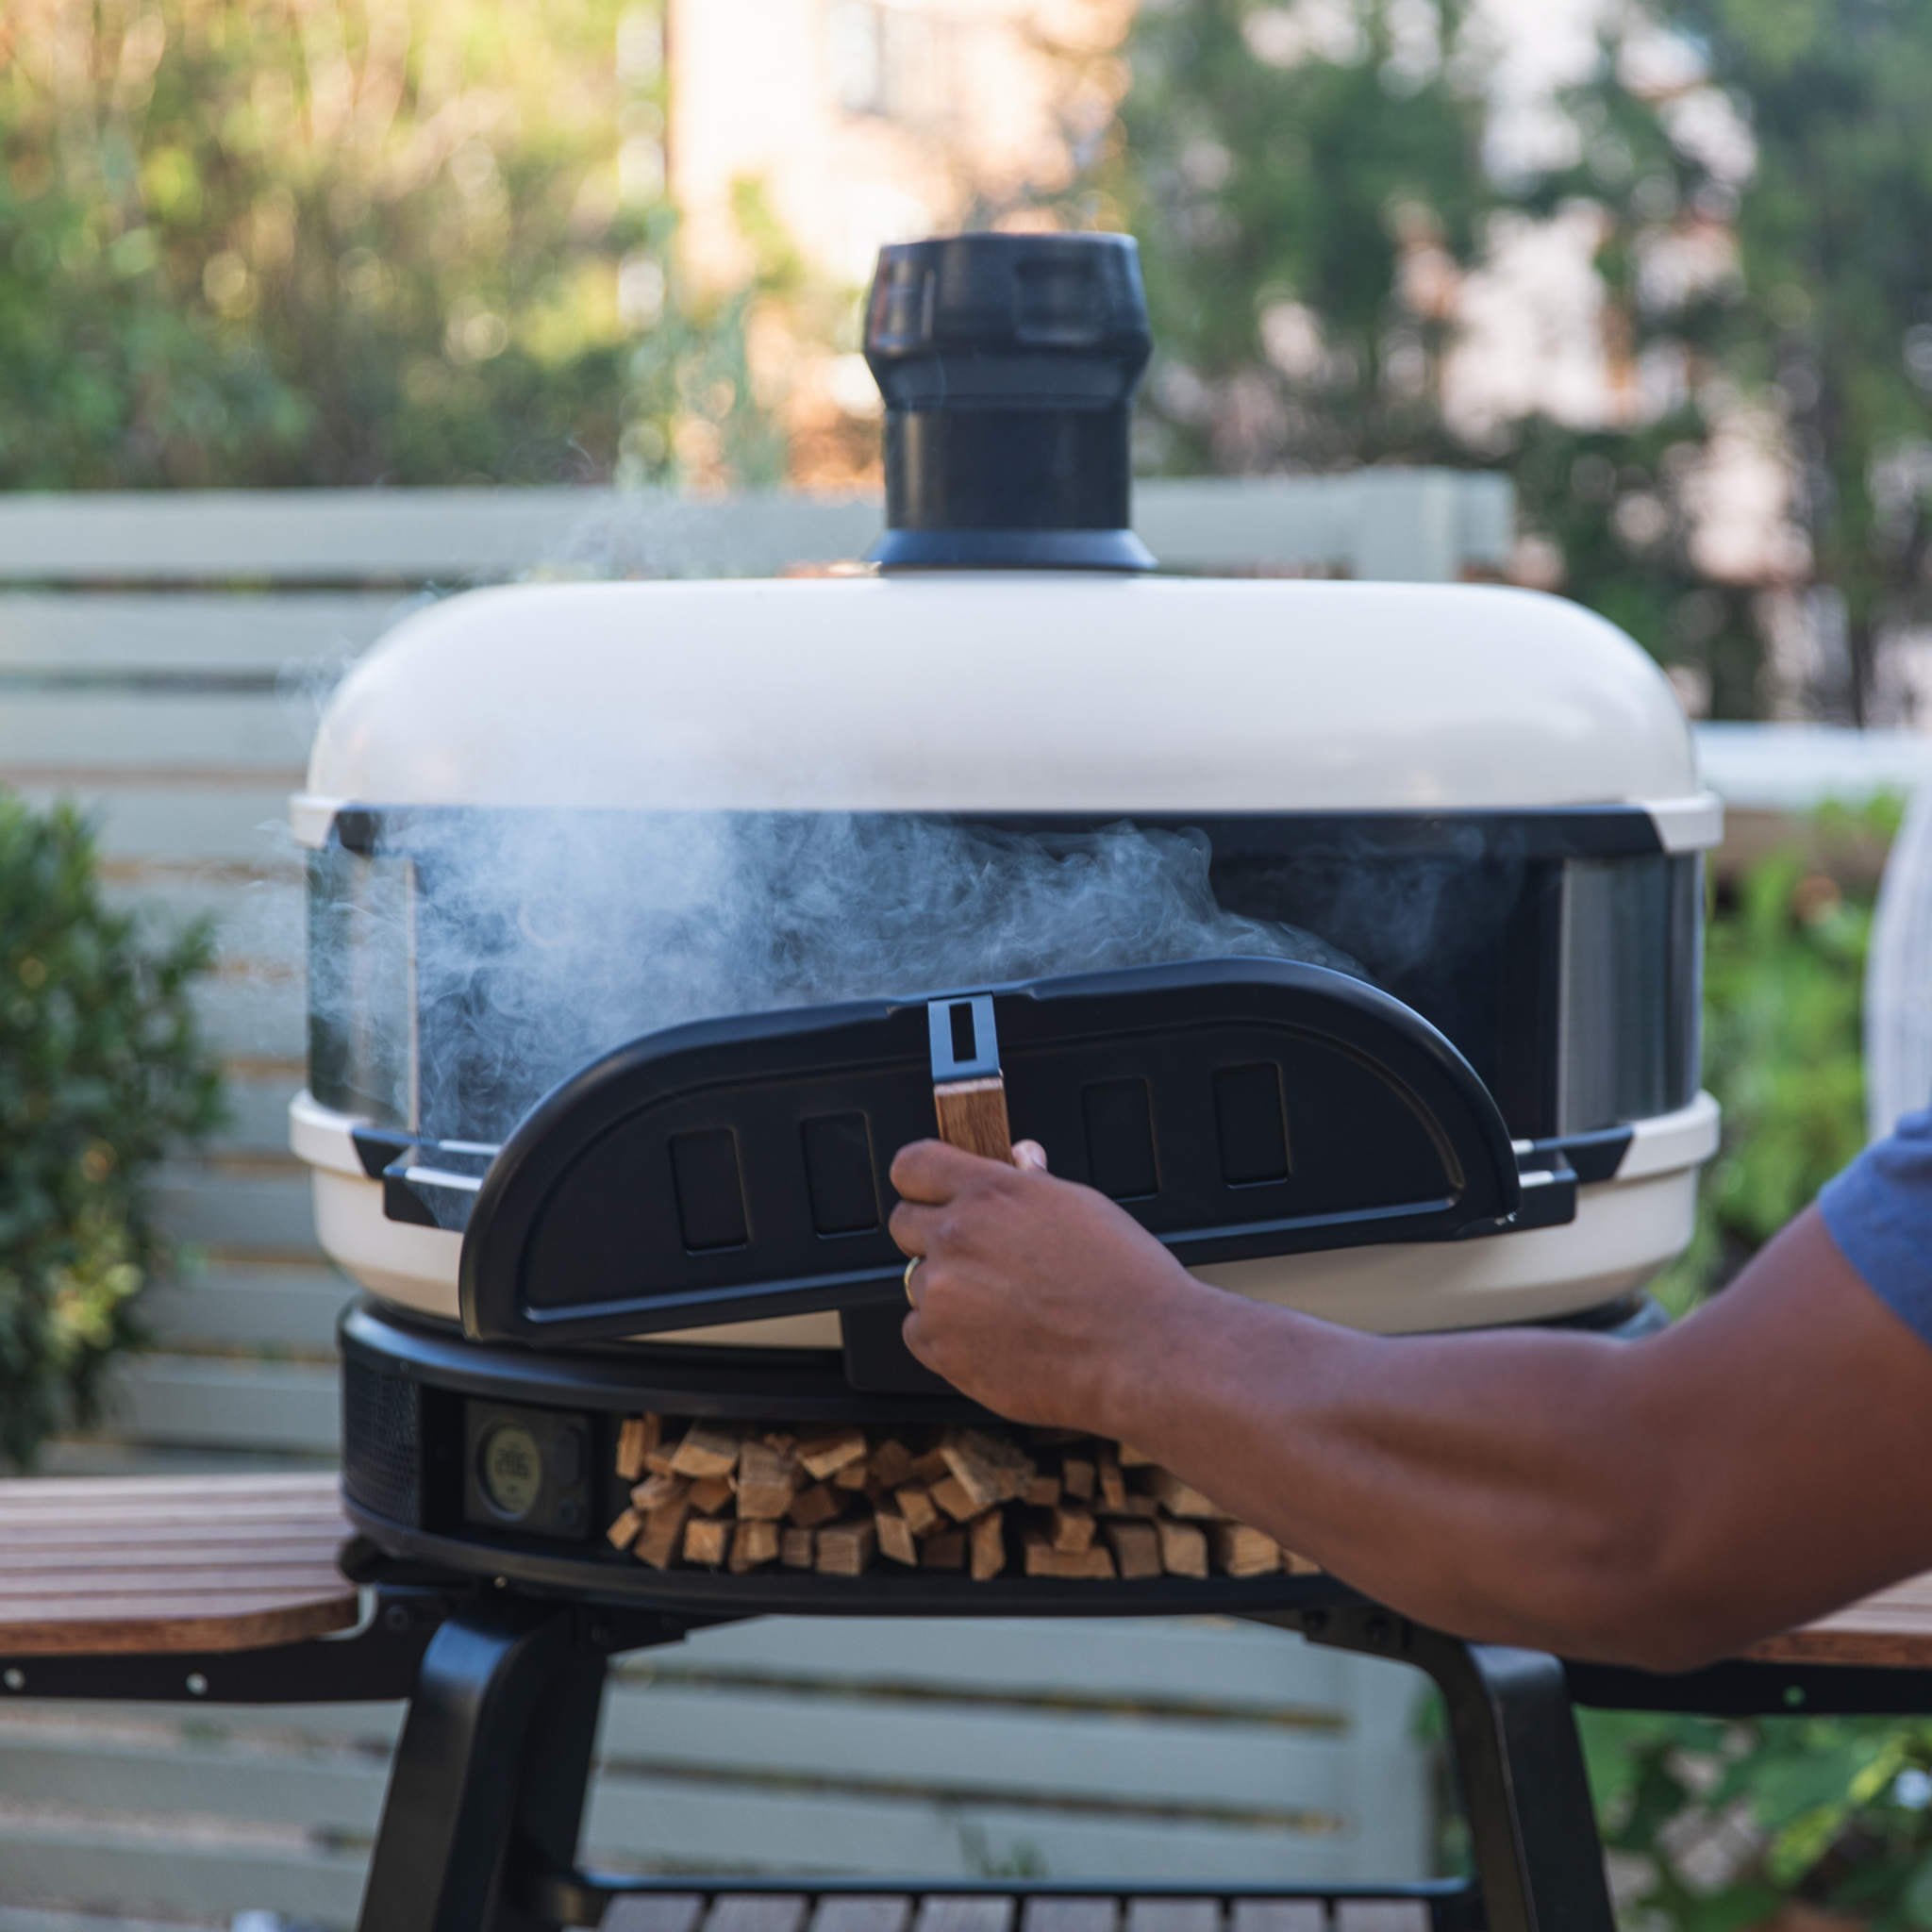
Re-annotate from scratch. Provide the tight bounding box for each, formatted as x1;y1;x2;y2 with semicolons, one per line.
0;479;1511;1926
0;1619;1429;1925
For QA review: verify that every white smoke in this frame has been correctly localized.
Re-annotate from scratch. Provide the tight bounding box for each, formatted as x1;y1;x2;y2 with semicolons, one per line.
312;812;1367;1143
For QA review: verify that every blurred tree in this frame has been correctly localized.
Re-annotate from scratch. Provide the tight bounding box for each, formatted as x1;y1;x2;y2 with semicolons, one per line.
1107;0;1932;723
1651;0;1932;722
0;0;764;491
1112;0;1487;476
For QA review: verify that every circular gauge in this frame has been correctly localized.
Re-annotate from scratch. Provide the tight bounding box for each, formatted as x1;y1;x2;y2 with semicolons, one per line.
478;1422;544;1520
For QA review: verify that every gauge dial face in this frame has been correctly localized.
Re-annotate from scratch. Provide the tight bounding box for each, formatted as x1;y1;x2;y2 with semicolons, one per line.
478;1422;543;1518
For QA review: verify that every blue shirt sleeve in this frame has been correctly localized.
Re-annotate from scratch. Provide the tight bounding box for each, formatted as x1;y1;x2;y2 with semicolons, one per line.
1820;1105;1932;1349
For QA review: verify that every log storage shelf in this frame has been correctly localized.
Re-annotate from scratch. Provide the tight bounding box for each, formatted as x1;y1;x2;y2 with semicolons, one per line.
604;1416;1319;1589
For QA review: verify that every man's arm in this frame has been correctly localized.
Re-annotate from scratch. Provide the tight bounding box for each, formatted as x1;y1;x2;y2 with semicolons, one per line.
890;1140;1932;1672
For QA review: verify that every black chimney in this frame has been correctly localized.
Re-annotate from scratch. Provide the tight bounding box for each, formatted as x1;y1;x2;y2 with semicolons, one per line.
862;232;1156;572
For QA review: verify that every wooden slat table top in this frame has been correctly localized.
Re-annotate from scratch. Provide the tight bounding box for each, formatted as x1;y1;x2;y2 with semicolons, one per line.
1748;1571;1932;1667
0;1471;357;1656
599;1900;1431;1932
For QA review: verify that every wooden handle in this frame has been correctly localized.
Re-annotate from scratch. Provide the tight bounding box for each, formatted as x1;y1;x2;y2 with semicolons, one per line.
933;1076;1013;1164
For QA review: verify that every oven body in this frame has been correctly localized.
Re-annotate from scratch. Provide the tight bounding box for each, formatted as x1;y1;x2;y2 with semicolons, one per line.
292;573;1720;1351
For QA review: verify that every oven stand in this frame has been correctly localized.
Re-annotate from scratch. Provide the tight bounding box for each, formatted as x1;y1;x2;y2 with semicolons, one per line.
358;1596;697;1932
351;1595;1613;1932
1259;1605;1616;1932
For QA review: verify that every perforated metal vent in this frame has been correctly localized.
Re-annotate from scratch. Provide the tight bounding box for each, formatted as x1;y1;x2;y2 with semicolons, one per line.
341;1356;424;1528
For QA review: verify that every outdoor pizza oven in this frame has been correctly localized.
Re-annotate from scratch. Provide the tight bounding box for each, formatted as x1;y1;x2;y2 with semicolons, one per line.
297;233;1720;1606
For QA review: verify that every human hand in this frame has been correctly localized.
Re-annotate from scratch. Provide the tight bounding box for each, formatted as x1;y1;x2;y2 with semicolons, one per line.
888;1136;1208;1427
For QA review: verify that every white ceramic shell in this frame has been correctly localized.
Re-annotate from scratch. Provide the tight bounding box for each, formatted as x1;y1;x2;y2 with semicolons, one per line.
295;575;1719;841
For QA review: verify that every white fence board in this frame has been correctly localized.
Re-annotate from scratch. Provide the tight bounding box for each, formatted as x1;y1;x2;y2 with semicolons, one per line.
100;878;299;951
581;1779;1377;1886
0;593;404;672
0;1812;366;1927
97;1356;341;1454
641;1618;1391;1714
11;782;309;866
202;1074;308;1158
142;1265;351;1352
0;1705;405;1754
0;694;310;772
0;1733;382;1835
0;488;881;583
156;1164;321;1255
0;479;1511;584
597;1686;1383;1817
188;975;307;1062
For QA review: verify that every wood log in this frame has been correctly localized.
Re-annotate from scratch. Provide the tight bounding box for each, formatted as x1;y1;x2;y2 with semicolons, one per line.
970;1507;1007;1581
729;1519;781;1573
941;1429;1036;1508
929;1475;980;1523
874;1507;919;1568
633;1497;692;1572
816;1519;877;1576
1210;1523;1281;1577
629;1473;691;1513
1283;1550;1324;1575
606;1507;644;1552
735;1441;799;1520
1097;1492;1158;1519
1060;1457;1096;1503
933;1075;1013;1162
1156;1518;1208;1579
1023;1475;1063;1507
869;1440;916;1489
833;1460;873;1491
669;1421;741;1479
779;1526;816;1569
1117;1442;1156;1467
1023;1534;1118;1580
796;1427;869;1481
1062;1547;1118;1580
1097;1448;1126;1514
687;1474;735;1514
787;1482;841;1528
1102;1520;1162;1580
922;1530;966;1570
615;1415;661;1482
908;1448;952;1486
683;1516;732;1568
895;1485;941;1537
1141;1467;1232;1520
1051;1505;1097;1554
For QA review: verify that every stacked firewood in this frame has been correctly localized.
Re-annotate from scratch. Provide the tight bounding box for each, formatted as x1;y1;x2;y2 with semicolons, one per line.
604;1415;1320;1582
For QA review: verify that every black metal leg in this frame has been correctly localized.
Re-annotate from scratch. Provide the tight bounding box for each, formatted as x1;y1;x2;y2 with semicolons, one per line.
1252;1607;1616;1932
358;1598;695;1932
491;1643;610;1932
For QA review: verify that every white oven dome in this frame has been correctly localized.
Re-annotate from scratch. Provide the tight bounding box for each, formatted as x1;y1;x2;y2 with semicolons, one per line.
293;565;1722;1347
299;575;1713;840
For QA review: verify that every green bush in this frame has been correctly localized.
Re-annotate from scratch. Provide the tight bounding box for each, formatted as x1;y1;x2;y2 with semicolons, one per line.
1652;814;1891;1314
0;792;224;1468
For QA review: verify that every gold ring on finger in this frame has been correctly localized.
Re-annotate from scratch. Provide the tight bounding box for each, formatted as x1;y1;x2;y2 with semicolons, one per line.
904;1256;922;1305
